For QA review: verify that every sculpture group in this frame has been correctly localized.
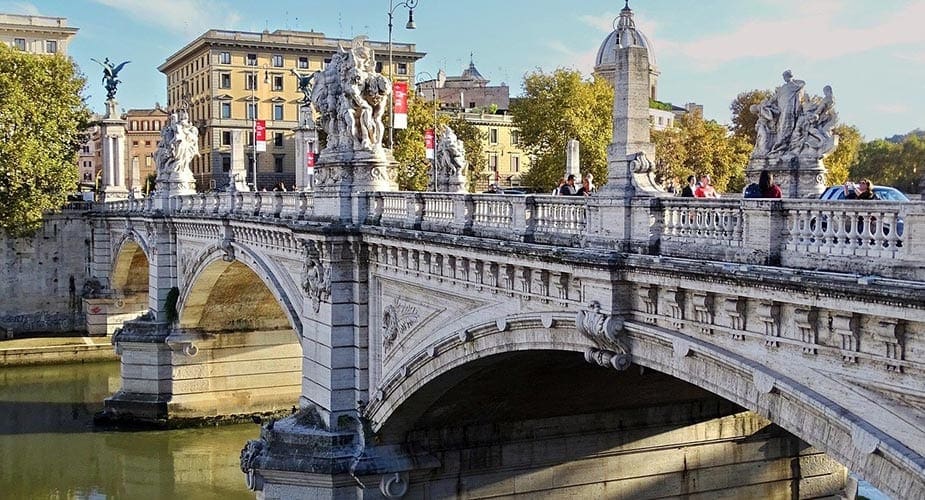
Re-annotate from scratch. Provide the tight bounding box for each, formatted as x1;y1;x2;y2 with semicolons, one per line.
434;125;469;193
309;36;391;155
153;109;199;194
751;70;838;161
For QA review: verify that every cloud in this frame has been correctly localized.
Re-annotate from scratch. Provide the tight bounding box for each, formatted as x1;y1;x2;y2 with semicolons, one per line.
90;0;241;36
662;0;925;69
874;103;909;115
0;1;42;15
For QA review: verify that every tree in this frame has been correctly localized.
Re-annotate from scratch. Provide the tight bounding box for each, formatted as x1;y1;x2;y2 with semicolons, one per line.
511;69;613;192
824;124;862;186
0;45;91;236
852;133;925;194
729;89;772;147
391;91;484;191
652;110;751;193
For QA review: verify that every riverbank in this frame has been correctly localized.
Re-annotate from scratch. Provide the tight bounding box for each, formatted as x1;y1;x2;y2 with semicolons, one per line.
0;335;117;366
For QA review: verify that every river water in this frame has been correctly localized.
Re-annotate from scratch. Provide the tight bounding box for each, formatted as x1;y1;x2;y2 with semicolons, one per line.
0;362;257;499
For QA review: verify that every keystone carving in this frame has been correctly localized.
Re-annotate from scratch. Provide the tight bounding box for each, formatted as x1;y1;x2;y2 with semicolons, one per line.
576;301;631;371
302;241;332;313
382;298;419;351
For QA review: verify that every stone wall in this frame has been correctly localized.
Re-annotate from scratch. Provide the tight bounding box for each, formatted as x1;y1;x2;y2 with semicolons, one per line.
0;212;91;336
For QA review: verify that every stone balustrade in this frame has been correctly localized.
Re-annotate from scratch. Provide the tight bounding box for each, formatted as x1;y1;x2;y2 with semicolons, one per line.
93;192;925;280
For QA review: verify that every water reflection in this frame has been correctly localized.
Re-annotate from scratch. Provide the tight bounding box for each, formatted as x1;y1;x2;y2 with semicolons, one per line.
0;362;257;499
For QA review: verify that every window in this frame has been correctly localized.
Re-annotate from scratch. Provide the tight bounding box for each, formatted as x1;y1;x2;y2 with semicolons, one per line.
132;140;139;147
145;156;152;167
45;40;57;53
82;145;90;154
511;156;520;173
247;103;257;119
375;61;383;73
246;53;257;66
274;132;283;147
298;57;309;69
397;62;408;75
245;73;258;90
511;130;520;146
219;52;231;64
273;75;284;91
273;104;284;120
489;128;498;144
219;72;231;89
13;38;25;50
221;102;231;118
272;54;283;67
274;155;284;173
489;154;498;171
222;131;232;145
145;141;152;147
222;155;231;172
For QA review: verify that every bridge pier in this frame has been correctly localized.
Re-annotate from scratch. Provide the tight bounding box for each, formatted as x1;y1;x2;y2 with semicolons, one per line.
83;292;147;336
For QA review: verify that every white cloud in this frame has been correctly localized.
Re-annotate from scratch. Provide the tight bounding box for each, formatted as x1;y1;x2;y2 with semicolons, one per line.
662;0;925;69
874;103;909;115
0;1;42;15
91;0;242;36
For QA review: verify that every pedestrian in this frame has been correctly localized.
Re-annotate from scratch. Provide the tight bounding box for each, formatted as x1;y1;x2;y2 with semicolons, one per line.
559;174;578;196
577;177;593;196
552;177;566;196
681;175;696;197
694;174;719;198
758;170;781;198
846;178;878;200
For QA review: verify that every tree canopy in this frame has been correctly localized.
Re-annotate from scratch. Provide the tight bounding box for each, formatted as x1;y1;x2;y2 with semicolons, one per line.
851;133;925;194
510;69;612;192
0;45;91;236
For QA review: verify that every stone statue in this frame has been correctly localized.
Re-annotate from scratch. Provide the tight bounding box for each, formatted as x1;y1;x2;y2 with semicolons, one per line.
309;36;391;155
750;71;837;161
91;57;131;101
768;69;805;154
153;109;198;194
436;125;468;176
290;69;314;104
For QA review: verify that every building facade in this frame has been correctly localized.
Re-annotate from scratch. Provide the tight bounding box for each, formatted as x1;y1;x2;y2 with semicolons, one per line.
158;29;425;191
0;13;77;55
125;107;169;194
78;120;102;191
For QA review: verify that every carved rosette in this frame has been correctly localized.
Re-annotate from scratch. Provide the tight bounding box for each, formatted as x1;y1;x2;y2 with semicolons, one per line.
301;241;332;313
381;298;419;352
576;301;631;371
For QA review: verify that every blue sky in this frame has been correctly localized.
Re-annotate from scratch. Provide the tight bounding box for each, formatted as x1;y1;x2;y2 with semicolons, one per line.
5;0;924;140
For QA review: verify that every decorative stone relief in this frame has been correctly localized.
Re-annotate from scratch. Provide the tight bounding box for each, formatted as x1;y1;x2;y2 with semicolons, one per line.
516;267;530;296
502;265;515;296
240;439;266;491
869;318;904;372
379;472;409;498
532;269;550;303
661;287;685;329
831;313;859;363
724;296;747;340
692;292;714;335
220;237;235;262
381;298;419;352
757;301;781;347
638;284;658;324
471;259;483;290
485;262;499;292
576;301;631;371
301;241;332;313
793;307;818;354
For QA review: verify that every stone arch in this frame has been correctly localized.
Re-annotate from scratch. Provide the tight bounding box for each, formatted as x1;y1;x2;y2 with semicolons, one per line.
179;242;303;338
368;317;922;499
110;239;149;295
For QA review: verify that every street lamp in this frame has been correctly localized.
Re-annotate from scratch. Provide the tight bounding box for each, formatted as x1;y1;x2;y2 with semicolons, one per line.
250;64;268;191
415;71;438;189
387;0;418;149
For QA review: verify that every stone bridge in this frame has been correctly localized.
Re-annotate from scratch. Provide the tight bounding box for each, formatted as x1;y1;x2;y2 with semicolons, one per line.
86;189;925;499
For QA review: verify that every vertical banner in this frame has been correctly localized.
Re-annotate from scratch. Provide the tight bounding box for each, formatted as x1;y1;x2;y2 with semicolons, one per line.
392;81;408;129
306;151;315;177
424;128;435;160
255;120;267;152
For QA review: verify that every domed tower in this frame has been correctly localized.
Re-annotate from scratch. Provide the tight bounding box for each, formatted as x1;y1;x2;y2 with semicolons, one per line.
594;1;660;100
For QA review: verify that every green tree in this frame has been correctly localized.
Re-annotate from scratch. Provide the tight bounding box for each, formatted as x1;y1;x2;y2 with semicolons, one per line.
0;45;91;236
729;89;772;147
824;124;862;186
511;69;613;192
652;110;751;193
852;133;925;194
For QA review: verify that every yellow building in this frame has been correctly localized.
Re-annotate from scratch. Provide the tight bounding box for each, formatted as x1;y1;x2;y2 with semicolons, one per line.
0;13;77;55
159;29;424;190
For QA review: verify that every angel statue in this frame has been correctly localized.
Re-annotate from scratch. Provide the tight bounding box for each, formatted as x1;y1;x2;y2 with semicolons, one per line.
91;57;131;100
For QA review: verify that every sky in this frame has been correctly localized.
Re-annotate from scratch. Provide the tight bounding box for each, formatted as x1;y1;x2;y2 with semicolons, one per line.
4;0;924;140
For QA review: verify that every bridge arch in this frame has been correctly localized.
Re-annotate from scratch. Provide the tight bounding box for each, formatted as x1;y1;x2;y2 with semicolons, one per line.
110;235;150;296
179;242;303;338
368;315;921;499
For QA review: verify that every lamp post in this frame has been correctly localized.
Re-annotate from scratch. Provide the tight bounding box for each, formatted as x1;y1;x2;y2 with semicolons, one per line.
415;71;438;189
387;0;418;149
250;65;268;190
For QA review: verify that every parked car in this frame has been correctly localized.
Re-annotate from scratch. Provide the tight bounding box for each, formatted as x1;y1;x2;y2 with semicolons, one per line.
819;185;910;201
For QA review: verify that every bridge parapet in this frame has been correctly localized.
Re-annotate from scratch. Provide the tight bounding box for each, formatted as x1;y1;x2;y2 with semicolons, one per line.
98;192;925;280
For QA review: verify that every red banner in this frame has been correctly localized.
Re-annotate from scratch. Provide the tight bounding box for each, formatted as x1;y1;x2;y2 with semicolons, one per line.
306;152;315;167
424;128;435;160
255;120;266;152
393;81;408;129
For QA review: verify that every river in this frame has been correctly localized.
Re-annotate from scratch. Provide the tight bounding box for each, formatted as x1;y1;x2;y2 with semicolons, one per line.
0;362;257;499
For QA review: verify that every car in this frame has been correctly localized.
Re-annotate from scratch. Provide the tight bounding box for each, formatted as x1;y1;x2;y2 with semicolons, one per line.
819;185;910;201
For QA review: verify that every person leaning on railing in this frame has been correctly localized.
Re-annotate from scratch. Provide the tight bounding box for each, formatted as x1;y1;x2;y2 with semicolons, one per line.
845;178;879;200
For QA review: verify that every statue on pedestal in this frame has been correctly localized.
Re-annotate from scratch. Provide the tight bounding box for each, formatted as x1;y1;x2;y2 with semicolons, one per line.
435;125;468;193
153;109;198;195
91;57;131;101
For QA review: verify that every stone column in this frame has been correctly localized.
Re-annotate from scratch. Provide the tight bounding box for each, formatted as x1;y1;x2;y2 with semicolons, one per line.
101;100;129;201
566;138;581;180
294;108;319;191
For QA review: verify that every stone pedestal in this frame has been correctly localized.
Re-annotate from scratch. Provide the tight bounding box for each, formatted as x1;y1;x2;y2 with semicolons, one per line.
311;151;397;223
100;100;129;201
746;156;826;199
